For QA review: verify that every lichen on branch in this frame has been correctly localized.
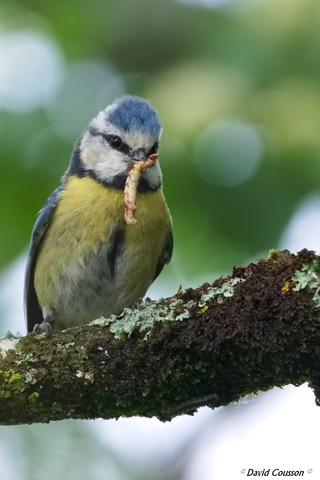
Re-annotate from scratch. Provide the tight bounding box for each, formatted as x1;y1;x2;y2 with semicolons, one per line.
1;249;320;426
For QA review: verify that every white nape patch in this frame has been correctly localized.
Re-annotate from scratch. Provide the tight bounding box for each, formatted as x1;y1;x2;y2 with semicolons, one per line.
80;114;163;189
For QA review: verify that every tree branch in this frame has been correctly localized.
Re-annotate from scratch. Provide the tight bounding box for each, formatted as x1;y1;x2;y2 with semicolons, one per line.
1;249;320;425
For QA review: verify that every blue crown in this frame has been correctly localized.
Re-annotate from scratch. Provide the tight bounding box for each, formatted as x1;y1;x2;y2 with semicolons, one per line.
106;95;162;138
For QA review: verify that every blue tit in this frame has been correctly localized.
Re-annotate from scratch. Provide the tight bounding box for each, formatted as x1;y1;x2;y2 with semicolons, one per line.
24;95;173;333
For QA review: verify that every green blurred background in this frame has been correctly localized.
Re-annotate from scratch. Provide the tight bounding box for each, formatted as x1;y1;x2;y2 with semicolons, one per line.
2;0;320;279
1;0;320;478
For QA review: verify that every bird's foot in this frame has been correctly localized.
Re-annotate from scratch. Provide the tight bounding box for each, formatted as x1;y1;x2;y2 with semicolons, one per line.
32;321;52;335
131;297;153;310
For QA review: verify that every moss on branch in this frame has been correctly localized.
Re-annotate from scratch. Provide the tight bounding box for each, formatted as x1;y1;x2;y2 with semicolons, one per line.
1;249;320;425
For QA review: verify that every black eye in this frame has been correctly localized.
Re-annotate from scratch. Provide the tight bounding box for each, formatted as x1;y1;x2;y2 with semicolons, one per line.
149;142;159;155
109;135;123;150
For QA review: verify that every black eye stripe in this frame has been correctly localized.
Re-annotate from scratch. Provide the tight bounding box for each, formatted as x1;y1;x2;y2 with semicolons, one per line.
88;127;159;157
149;142;159;156
88;127;130;154
107;135;130;154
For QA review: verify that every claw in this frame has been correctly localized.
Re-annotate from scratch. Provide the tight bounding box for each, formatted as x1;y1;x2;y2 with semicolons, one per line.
32;321;52;335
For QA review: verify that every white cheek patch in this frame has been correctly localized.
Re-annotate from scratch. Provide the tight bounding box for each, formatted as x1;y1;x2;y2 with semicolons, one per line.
80;116;163;187
81;130;129;179
81;136;104;167
95;150;129;181
143;162;163;189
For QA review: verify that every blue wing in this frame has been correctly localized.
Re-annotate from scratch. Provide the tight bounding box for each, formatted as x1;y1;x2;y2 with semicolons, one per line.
24;186;64;333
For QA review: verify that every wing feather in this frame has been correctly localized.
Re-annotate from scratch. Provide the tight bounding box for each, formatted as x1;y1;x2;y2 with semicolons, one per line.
24;186;64;332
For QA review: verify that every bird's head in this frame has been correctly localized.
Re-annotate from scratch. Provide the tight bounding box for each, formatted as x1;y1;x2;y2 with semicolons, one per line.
68;95;163;191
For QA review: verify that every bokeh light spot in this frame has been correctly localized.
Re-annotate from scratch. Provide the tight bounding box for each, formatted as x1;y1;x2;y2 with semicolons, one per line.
193;120;263;187
0;31;64;112
148;62;250;140
280;193;320;254
47;60;124;141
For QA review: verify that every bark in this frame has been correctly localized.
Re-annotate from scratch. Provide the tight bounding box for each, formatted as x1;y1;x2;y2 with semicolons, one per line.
1;249;320;426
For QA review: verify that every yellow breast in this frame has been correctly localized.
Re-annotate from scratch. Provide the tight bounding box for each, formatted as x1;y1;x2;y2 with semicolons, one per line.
34;175;172;309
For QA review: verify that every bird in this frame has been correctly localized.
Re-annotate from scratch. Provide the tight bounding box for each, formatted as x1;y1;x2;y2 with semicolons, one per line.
24;95;173;333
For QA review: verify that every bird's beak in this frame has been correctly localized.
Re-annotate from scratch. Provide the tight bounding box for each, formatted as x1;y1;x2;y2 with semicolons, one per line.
129;149;148;163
